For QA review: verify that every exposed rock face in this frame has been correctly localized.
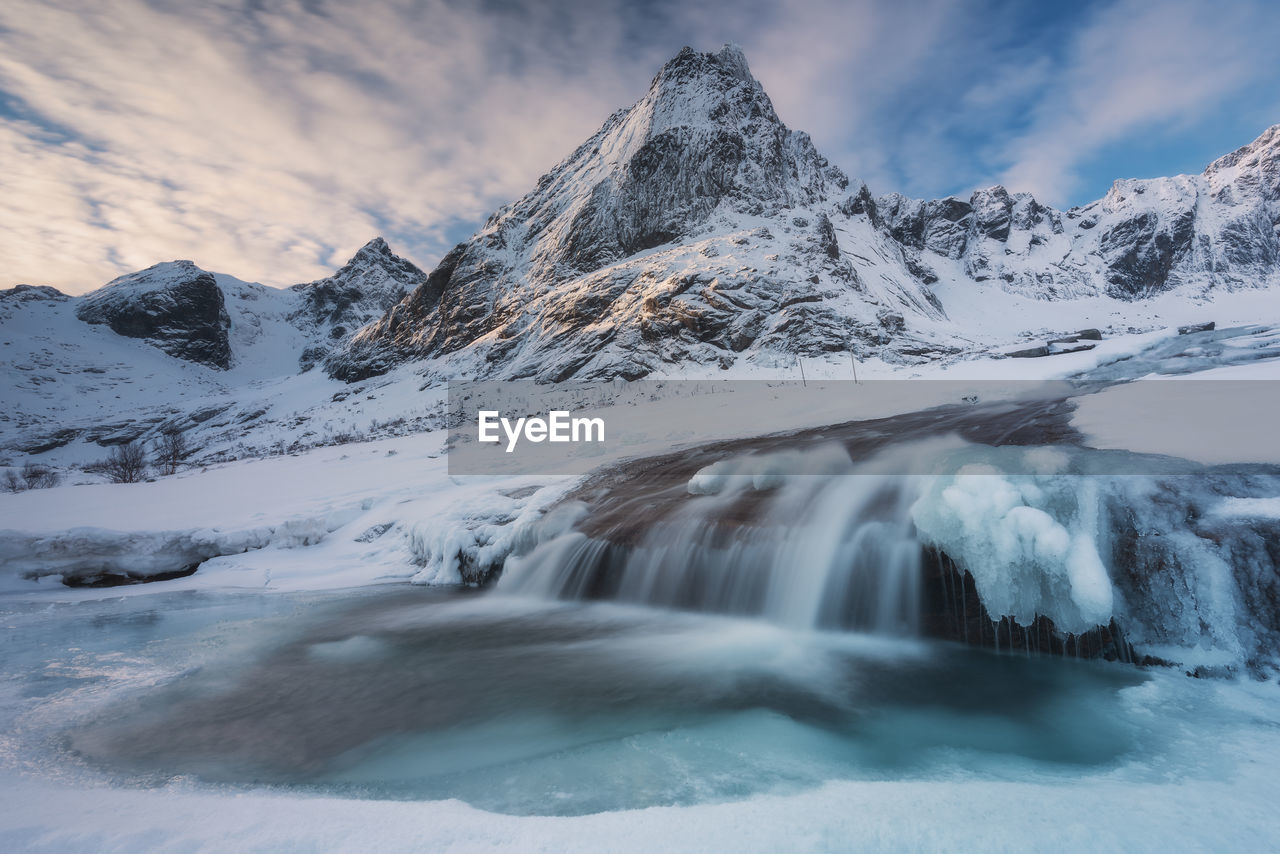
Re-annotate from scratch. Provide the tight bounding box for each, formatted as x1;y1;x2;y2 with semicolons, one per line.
289;237;425;371
875;126;1280;300
76;261;233;369
328;45;938;383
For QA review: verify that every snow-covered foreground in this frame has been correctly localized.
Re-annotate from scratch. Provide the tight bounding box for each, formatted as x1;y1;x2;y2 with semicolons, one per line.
2;316;1280;852
0;429;572;592
0;588;1278;853
6;316;1280;591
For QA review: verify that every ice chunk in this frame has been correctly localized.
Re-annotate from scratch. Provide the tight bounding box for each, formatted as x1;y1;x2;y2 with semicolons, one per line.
912;456;1114;634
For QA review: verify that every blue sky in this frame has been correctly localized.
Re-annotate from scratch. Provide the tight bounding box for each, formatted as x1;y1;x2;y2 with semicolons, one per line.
2;0;1278;293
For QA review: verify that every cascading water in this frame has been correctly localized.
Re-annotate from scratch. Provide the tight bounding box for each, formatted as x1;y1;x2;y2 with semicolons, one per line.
500;442;930;634
498;428;1280;669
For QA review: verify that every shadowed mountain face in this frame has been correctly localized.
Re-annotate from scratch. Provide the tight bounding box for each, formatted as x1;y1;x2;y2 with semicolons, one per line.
327;45;1280;383
76;262;234;370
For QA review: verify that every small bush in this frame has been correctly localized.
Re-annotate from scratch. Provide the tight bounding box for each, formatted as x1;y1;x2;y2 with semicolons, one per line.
3;463;61;492
21;462;60;490
153;428;188;476
101;441;147;484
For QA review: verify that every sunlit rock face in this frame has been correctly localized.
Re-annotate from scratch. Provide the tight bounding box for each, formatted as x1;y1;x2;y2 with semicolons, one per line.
327;44;949;384
330;40;1280;383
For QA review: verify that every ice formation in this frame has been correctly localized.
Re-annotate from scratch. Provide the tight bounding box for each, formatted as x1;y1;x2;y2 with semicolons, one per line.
910;463;1114;634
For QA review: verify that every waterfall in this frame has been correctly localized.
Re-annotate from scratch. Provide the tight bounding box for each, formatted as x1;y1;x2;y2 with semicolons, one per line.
497;433;1280;668
500;443;927;634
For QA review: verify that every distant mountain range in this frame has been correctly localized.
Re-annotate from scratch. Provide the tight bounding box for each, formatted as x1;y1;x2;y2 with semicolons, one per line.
329;44;1280;382
2;44;1277;464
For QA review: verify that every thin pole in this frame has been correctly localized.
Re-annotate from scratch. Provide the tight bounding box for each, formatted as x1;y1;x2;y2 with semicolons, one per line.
850;349;859;384
797;355;806;387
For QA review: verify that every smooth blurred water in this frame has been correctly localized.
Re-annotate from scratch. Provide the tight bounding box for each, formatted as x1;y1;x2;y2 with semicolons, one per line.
0;586;1150;816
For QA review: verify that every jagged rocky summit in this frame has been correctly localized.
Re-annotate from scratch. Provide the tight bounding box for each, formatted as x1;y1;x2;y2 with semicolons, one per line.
289;237;427;371
327;44;947;383
325;44;1280;383
37;238;426;373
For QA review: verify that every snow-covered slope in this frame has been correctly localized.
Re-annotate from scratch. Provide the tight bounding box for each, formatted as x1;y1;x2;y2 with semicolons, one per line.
879;125;1280;300
0;239;424;463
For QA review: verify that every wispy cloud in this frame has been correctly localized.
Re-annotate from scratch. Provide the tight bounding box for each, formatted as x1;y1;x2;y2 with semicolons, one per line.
1;0;1277;293
0;0;665;291
996;0;1280;202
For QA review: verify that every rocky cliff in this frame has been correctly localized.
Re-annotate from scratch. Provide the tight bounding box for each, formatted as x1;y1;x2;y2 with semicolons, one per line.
328;46;1279;382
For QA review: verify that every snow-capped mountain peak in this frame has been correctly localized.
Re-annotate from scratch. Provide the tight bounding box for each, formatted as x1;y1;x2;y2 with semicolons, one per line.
1204;122;1280;184
288;237;426;369
495;41;847;281
326;48;1278;384
328;45;882;382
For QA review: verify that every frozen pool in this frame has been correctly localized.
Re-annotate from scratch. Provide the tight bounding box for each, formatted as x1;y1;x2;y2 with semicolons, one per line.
1;585;1279;851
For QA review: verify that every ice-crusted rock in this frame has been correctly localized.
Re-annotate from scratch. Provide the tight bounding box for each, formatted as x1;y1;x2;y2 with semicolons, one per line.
76;261;233;369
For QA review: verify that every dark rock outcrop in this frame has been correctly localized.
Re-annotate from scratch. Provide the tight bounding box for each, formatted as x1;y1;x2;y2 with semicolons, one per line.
75;261;232;369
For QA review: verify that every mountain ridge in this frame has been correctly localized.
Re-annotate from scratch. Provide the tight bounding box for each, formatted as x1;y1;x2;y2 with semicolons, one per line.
327;46;1280;383
2;45;1278;466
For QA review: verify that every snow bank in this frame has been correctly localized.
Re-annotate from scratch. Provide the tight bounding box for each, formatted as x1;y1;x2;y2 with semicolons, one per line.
0;508;362;590
0;430;570;593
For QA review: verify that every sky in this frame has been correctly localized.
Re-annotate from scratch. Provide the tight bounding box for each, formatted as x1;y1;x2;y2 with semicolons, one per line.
2;0;1278;294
